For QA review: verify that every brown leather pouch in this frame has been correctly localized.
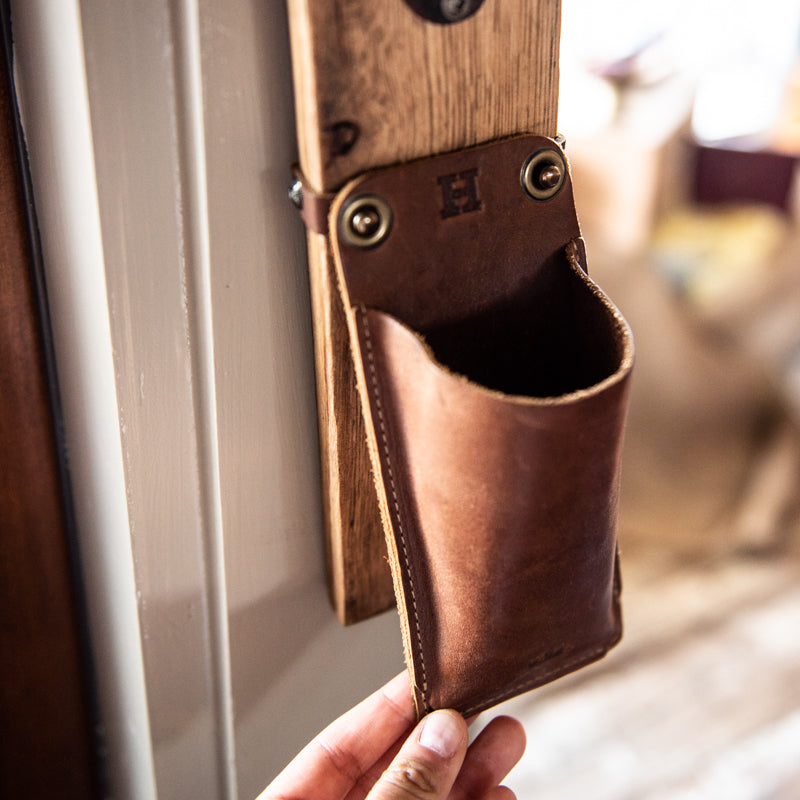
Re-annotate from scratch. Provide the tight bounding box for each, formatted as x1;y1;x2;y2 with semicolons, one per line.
321;134;633;717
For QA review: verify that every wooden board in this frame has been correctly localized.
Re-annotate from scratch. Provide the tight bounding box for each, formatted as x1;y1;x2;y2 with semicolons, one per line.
287;0;562;623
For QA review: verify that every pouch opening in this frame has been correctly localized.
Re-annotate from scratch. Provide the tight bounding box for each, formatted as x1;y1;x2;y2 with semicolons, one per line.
421;249;625;398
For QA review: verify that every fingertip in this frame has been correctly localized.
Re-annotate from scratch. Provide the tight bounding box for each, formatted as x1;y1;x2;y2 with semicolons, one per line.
374;709;468;797
484;785;517;800
382;670;412;698
453;713;526;795
418;709;468;759
486;714;527;754
379;671;414;715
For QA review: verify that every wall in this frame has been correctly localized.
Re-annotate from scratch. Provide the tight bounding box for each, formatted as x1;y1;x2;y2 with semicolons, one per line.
12;2;403;798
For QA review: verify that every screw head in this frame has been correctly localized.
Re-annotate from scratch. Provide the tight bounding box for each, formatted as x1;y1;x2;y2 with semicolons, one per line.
521;149;567;201
339;194;393;249
288;179;303;209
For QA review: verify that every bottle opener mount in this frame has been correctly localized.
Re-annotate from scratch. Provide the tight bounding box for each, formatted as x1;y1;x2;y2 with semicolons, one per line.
286;1;633;718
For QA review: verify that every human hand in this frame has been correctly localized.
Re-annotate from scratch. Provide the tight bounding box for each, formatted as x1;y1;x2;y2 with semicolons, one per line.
258;671;526;799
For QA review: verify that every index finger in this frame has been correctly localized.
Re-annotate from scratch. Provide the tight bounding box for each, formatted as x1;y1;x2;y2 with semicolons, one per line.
259;671;415;800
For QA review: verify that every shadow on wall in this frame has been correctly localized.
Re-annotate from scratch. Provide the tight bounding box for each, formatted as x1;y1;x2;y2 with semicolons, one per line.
140;580;330;748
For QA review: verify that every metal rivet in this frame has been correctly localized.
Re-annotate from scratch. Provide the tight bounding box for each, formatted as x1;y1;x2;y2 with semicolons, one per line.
521;148;567;201
340;194;393;249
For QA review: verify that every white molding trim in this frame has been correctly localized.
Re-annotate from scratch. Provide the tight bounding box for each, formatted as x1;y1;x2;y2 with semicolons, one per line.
10;2;157;798
172;2;237;796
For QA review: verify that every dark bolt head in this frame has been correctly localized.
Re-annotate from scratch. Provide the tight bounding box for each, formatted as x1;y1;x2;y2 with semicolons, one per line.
403;0;484;25
441;0;471;21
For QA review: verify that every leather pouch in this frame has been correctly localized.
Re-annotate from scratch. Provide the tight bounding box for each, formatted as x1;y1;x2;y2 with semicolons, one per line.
321;134;633;717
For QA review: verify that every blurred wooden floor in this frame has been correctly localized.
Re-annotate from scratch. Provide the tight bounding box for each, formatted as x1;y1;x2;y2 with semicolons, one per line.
496;547;800;799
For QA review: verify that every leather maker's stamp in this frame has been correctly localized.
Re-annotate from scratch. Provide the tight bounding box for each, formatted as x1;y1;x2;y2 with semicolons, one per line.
437;168;482;218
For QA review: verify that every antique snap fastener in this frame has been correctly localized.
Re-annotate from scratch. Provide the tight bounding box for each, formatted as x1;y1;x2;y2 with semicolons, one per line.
339;194;393;249
521;148;566;201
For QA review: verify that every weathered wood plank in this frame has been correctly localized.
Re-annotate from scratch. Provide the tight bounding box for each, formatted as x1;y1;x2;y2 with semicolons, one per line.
290;0;561;191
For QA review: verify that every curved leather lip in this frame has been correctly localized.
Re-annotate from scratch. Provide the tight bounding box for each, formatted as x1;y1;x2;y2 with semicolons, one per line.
329;133;587;332
357;259;634;408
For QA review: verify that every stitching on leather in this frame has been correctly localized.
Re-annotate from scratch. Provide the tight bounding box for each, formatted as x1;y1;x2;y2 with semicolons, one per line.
359;307;429;700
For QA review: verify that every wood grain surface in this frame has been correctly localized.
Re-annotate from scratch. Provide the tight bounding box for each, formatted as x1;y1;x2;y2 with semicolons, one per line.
290;0;560;191
287;0;562;623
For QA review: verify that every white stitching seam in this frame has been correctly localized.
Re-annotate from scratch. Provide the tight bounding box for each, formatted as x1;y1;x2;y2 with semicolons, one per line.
359;308;429;701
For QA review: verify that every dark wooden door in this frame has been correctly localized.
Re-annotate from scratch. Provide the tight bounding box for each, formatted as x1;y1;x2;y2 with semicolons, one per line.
0;10;100;797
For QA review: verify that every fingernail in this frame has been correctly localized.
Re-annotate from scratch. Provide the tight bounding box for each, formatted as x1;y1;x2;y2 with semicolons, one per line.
418;710;463;759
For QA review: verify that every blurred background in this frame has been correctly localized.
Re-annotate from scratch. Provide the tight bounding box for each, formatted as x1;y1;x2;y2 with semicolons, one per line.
499;1;800;797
